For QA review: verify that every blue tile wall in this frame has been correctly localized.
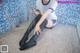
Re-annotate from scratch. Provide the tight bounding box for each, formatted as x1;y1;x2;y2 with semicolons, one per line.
0;0;80;34
58;0;80;1
0;0;36;34
56;3;80;25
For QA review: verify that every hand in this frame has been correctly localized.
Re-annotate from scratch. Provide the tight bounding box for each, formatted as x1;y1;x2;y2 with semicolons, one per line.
33;9;40;16
34;24;41;35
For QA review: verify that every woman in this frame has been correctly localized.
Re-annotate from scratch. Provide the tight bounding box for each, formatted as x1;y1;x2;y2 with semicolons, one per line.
19;0;58;50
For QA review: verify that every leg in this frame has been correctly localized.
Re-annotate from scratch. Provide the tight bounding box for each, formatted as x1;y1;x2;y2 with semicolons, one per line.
19;19;47;50
40;19;47;31
45;12;57;29
45;19;57;29
19;14;42;47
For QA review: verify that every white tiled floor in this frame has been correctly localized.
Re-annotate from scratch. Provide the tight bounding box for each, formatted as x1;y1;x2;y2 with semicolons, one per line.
0;22;80;53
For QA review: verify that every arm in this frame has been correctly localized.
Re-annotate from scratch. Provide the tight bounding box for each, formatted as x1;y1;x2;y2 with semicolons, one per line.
34;9;53;34
36;1;58;26
36;9;52;26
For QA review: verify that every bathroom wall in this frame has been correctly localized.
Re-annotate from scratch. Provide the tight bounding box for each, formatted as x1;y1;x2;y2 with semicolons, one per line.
56;0;80;25
0;0;80;34
58;0;80;1
0;0;36;34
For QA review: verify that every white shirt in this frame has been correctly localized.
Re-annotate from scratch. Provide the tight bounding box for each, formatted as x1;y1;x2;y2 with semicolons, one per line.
36;0;58;20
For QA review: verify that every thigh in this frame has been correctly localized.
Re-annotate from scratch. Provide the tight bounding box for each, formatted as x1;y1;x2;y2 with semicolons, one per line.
47;12;57;20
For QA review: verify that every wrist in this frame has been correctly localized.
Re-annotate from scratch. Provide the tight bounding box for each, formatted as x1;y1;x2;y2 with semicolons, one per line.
36;23;40;26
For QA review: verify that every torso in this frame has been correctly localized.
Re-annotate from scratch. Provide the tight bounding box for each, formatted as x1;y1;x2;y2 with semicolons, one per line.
36;0;58;20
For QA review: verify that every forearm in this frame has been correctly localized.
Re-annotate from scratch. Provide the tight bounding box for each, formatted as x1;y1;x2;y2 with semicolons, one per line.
36;9;52;26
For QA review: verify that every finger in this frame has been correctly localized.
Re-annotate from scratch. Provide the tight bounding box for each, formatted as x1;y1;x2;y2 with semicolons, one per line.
34;30;37;35
39;29;41;33
37;31;40;35
38;31;40;35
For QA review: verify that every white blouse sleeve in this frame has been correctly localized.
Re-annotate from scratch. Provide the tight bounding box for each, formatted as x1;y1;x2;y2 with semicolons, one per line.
50;1;58;11
36;0;43;14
